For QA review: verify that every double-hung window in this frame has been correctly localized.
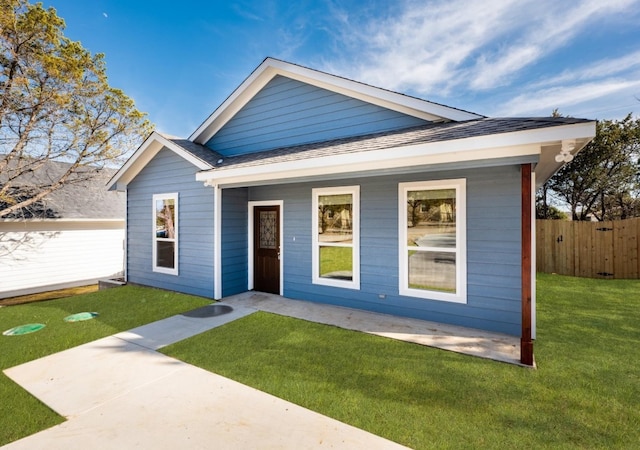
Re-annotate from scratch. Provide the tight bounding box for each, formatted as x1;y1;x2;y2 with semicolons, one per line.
399;179;466;303
153;193;178;275
312;186;360;289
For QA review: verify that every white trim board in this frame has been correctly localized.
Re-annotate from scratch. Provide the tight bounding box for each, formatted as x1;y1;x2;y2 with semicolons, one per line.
213;185;222;299
108;132;213;192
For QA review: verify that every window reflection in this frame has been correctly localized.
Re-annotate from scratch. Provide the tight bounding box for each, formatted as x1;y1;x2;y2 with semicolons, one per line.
404;187;458;295
156;199;176;239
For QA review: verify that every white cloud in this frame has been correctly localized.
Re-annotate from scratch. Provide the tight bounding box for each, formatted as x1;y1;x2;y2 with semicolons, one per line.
328;0;521;93
497;78;640;116
323;0;640;100
530;50;640;89
230;2;266;21
469;0;637;89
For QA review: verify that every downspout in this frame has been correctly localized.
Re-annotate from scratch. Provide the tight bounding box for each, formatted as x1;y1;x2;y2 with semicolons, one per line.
521;163;534;366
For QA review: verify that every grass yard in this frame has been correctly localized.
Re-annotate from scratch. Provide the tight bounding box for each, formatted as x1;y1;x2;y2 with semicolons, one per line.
1;275;638;448
0;286;210;445
163;273;640;449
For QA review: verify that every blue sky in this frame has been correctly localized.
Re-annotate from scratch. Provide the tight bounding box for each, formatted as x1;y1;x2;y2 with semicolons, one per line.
43;0;640;137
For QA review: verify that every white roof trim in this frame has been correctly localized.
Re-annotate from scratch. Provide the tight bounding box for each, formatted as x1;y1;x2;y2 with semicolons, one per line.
198;144;540;188
196;121;595;187
190;58;483;144
107;132;214;191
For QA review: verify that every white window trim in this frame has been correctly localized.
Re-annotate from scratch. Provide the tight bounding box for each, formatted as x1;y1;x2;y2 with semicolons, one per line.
312;186;360;290
398;179;466;303
152;192;179;275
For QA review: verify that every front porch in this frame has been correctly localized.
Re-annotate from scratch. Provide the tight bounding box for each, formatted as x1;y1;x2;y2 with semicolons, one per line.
221;291;532;367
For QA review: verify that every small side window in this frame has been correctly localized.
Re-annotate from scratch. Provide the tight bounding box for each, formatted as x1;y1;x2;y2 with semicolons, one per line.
153;193;178;275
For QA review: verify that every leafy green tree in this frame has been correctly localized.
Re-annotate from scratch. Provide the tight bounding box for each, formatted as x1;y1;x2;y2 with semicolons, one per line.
544;114;640;221
536;185;567;220
0;0;152;218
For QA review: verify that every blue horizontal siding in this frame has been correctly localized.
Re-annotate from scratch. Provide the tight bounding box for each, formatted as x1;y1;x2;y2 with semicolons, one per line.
126;148;215;298
221;187;248;297
128;150;524;335
206;75;428;156
242;165;522;335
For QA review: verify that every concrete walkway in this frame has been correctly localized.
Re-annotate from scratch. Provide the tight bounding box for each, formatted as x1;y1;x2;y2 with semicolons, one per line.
3;302;408;449
3;292;524;448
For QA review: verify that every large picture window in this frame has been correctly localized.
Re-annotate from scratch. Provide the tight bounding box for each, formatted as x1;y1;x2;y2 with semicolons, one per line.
312;186;360;289
399;180;466;303
153;193;178;275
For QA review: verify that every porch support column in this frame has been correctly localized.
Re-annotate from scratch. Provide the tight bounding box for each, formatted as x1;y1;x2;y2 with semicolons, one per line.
521;163;534;366
213;183;222;300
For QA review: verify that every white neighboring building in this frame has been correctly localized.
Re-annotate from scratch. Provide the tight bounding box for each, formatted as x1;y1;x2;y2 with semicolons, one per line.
0;163;124;298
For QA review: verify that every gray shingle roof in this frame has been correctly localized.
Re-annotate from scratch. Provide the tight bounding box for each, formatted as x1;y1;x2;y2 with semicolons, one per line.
165;138;223;167
0;161;124;220
169;117;592;172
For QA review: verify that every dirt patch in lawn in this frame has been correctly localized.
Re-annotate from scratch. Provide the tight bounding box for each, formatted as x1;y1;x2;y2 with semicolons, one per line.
0;285;99;307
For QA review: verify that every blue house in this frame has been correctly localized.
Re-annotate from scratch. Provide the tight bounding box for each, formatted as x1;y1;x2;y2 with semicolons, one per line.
108;58;595;365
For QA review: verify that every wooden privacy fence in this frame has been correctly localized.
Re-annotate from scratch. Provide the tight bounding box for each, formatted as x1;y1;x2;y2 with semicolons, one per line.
536;218;640;279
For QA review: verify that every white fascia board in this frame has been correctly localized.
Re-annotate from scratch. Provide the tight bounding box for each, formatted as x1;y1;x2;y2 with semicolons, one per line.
197;144;539;187
106;133;159;191
528;120;595;144
107;132;213;191
196;121;595;187
190;58;483;144
160;136;215;170
189;63;275;143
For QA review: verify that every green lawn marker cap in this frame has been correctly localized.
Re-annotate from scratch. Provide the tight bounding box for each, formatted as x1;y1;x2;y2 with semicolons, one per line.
3;323;46;336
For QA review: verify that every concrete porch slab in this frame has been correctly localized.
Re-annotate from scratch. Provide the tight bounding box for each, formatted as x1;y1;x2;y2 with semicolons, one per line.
222;292;526;366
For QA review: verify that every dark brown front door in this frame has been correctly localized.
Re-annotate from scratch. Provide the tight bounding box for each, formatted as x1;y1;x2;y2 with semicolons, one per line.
254;205;280;294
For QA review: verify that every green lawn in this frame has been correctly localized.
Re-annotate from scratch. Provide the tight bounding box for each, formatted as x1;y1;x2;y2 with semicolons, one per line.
2;276;639;448
0;286;210;445
163;274;640;449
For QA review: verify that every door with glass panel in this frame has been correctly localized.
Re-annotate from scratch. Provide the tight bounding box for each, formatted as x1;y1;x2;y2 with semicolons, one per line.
253;205;280;294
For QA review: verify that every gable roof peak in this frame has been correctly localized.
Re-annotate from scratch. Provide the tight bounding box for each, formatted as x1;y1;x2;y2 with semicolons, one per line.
189;57;484;144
